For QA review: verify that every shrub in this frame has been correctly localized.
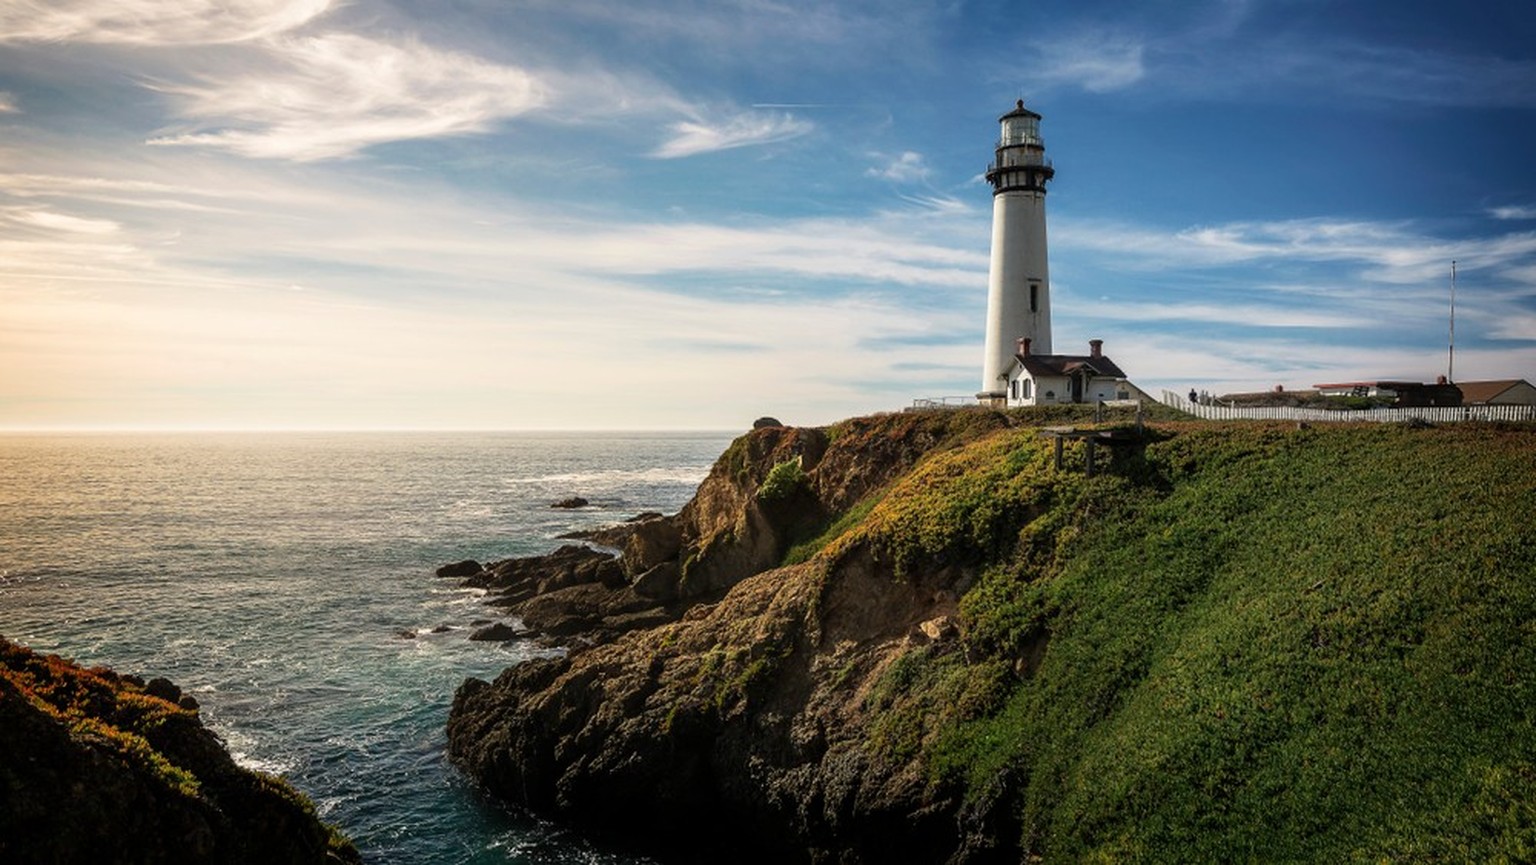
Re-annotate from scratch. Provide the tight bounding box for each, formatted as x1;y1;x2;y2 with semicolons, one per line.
757;457;806;502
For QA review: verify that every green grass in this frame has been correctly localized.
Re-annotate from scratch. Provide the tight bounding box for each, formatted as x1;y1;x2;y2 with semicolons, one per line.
846;421;1536;862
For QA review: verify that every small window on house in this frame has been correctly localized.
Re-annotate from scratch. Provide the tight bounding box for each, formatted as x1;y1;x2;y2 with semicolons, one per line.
1118;389;1130;400
1022;379;1032;398
1010;380;1019;399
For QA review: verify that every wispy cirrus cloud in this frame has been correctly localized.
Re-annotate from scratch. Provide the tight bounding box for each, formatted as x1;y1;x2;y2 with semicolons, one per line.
10;208;121;235
1090;301;1364;329
0;92;17;113
566;217;985;288
1031;31;1146;92
1244;38;1536;108
146;33;548;161
1058;217;1536;286
652;110;812;159
0;0;332;45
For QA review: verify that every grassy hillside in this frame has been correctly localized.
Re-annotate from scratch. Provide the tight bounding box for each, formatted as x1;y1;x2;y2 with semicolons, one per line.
824;419;1536;861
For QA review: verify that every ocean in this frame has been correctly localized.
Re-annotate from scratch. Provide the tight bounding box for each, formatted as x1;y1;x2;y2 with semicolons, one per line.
0;431;737;864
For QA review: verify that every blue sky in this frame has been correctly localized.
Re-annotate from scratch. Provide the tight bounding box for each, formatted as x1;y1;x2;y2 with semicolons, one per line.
1;0;1533;429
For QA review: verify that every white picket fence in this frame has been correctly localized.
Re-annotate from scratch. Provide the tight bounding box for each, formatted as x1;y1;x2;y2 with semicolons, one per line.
1160;391;1536;423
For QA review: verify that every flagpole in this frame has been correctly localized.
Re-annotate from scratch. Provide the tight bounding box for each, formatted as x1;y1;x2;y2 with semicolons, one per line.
1448;260;1456;383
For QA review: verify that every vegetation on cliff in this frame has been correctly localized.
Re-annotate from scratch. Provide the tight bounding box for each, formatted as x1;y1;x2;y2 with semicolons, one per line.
450;410;1536;863
873;420;1536;861
0;637;359;864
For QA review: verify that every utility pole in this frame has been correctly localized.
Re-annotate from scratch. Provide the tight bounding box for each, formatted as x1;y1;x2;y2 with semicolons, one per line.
1448;260;1457;383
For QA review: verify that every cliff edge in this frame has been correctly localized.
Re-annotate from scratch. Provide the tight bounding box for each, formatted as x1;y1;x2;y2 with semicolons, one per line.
449;410;1536;863
0;637;359;864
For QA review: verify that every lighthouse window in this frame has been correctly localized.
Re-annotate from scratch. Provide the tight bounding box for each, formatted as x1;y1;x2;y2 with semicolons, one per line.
1029;283;1039;312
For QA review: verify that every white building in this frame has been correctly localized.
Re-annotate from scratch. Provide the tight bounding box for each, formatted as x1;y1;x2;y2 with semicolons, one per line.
1004;337;1141;408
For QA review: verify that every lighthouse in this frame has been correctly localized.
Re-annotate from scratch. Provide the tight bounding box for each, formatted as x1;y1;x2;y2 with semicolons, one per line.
978;100;1055;403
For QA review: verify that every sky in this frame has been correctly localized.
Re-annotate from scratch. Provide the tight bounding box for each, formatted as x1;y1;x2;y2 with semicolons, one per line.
1;0;1533;430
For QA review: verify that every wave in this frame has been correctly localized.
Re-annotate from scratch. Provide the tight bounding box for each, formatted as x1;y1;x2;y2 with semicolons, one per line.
503;465;712;489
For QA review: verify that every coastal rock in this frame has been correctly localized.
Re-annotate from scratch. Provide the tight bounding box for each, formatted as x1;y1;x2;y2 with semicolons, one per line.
469;622;519;642
620;515;682;578
473;544;626;599
559;511;672;551
512;583;665;640
0;637;359;864
435;559;484;579
631;560;681;601
145;676;182;704
550;496;589;509
448;548;970;864
753;416;783;429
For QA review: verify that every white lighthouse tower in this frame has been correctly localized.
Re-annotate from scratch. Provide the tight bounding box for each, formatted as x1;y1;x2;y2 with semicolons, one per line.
979;100;1055;403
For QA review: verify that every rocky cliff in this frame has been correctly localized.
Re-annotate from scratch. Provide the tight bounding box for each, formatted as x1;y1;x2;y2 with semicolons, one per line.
0;637;359;864
448;410;1536;863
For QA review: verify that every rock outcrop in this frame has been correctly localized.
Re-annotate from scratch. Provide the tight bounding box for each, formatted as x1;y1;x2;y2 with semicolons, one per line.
448;410;1024;862
0;637;359;864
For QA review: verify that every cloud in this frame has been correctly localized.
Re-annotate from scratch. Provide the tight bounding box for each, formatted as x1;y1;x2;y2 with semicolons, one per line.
11;208;121;235
146;33;548;160
1032;32;1147;92
1490;205;1536;221
867;151;929;183
1058;217;1536;286
0;0;332;45
559;217;985;289
0;92;17;113
1257;39;1536;108
652;110;812;159
1092;301;1363;329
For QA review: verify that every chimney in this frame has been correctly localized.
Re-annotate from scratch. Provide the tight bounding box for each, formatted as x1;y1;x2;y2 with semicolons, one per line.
1088;339;1103;358
1436;375;1448;385
1274;384;1285;393
1016;337;1031;357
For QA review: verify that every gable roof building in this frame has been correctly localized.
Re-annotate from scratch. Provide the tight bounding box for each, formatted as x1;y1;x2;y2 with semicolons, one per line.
1005;338;1143;407
1456;379;1536;406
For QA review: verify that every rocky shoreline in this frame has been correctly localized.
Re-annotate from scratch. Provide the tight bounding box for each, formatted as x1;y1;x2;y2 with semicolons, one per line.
442;412;1023;863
